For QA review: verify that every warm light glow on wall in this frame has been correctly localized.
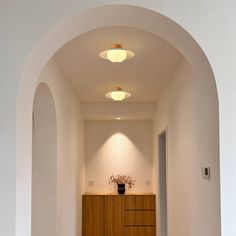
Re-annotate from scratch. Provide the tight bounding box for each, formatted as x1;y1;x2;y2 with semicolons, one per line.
101;133;139;164
84;120;153;193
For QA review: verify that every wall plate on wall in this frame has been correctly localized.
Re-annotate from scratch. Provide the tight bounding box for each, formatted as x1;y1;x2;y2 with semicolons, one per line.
201;167;211;180
88;180;94;186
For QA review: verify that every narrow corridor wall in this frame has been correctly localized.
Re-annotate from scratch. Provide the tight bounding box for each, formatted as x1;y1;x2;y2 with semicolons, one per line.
37;60;84;236
84;120;153;193
154;59;220;236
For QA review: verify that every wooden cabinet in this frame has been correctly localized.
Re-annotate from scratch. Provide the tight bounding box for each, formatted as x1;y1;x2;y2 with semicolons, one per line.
105;195;125;236
125;195;155;210
125;210;156;225
82;195;104;236
125;226;156;236
124;195;156;236
82;194;156;236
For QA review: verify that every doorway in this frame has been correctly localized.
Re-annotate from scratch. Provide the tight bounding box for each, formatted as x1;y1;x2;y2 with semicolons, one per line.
158;131;167;236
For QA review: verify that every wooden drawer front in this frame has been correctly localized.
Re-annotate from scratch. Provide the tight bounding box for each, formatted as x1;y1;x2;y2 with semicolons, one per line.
82;195;104;236
125;226;155;236
125;210;155;226
125;195;155;210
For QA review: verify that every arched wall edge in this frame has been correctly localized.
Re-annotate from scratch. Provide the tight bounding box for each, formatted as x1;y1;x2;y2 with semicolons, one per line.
32;81;58;236
33;81;58;130
15;4;219;236
33;82;58;107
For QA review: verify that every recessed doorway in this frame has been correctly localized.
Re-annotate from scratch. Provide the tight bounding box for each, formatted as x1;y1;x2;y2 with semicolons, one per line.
158;131;168;236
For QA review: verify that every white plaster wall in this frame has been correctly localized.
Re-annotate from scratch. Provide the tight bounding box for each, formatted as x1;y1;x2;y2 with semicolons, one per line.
32;84;57;236
154;59;220;236
84;120;153;193
37;60;84;236
81;102;156;120
0;1;235;236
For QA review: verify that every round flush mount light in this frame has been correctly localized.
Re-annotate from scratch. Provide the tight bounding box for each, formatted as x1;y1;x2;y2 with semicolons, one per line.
105;87;131;101
99;44;135;63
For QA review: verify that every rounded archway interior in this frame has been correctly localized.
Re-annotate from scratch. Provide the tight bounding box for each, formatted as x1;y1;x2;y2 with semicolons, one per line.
32;83;57;236
16;4;220;236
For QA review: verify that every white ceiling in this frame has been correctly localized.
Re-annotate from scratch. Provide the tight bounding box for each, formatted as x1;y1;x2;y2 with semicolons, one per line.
53;26;183;102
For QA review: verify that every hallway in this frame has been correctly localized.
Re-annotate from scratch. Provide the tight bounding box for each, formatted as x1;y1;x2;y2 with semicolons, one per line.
29;19;220;236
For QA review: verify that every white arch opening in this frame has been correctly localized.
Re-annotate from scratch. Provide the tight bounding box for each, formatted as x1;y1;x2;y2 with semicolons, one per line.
16;5;220;236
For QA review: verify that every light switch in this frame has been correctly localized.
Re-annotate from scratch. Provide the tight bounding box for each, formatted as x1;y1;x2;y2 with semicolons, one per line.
88;180;94;186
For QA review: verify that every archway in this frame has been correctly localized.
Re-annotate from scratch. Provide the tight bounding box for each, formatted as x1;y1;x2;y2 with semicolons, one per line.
16;5;220;236
32;83;57;236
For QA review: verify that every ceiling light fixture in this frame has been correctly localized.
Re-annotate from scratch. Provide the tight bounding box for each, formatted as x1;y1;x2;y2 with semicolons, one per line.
106;87;131;101
99;44;135;63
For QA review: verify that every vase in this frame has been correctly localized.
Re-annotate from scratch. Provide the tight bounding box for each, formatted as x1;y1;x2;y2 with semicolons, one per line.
117;183;125;194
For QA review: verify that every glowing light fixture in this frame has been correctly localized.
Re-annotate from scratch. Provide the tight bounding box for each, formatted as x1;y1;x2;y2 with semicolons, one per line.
99;44;135;63
106;87;131;101
116;117;121;120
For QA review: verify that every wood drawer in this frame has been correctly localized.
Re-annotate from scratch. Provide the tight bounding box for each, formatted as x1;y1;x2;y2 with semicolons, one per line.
125;226;155;236
125;210;155;226
125;195;155;210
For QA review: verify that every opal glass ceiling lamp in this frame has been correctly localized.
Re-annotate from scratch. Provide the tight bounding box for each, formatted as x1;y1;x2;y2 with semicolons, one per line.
99;44;135;63
105;87;131;101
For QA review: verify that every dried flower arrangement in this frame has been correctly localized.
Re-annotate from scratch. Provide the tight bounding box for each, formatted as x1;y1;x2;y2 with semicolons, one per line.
109;174;135;189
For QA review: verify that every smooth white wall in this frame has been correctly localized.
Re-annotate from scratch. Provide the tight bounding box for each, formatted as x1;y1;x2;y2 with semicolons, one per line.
154;59;220;236
32;84;57;236
81;102;156;120
1;2;236;236
84;120;153;193
37;60;84;236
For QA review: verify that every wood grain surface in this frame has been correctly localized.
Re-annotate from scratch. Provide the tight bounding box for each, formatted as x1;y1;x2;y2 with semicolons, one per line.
82;194;156;236
82;195;104;236
125;195;155;210
125;226;156;236
105;195;125;236
125;210;156;225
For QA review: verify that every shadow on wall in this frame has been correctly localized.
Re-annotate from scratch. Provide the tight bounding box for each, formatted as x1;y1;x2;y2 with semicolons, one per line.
32;83;57;236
